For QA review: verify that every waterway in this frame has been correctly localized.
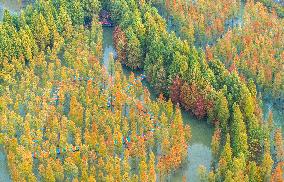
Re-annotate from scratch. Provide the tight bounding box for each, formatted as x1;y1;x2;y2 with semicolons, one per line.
102;27;214;182
155;1;283;134
0;1;283;182
100;2;280;181
0;2;213;180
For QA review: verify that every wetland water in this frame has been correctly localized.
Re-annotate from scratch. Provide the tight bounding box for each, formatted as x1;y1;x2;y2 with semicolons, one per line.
102;27;214;182
0;2;22;181
92;25;284;182
0;0;26;20
0;1;283;181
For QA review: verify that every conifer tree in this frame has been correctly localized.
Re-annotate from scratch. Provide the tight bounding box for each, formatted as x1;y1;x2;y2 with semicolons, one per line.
231;103;248;158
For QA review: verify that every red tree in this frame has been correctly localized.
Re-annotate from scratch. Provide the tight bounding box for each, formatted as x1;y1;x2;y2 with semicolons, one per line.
170;76;183;104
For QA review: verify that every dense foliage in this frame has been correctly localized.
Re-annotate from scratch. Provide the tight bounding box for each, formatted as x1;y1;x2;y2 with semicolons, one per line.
155;0;284;104
0;0;283;181
209;1;284;102
106;0;283;181
256;0;284;18
155;0;242;47
0;0;191;181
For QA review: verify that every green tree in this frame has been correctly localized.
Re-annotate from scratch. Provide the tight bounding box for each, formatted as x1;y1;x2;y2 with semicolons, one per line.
169;51;188;78
221;133;232;166
274;128;284;163
68;0;84;25
31;13;50;50
261;141;273;181
82;0;101;18
211;128;221;159
231;103;248;158
63;157;79;180
247;161;261;182
231;153;248;181
218;133;233;180
126;32;142;69
57;6;73;39
216;91;229;133
149;152;156;182
198;165;209;182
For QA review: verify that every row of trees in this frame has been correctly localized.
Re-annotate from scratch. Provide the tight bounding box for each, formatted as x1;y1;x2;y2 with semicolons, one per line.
0;0;191;181
104;0;283;181
209;1;284;101
255;0;284;17
155;0;283;102
154;0;242;47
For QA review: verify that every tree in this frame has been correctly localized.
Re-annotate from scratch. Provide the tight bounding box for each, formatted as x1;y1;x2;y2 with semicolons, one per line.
224;170;234;182
139;159;148;181
247;161;261;182
45;162;56;182
173;105;183;126
271;162;283;182
69;95;84;127
31;13;50;50
149;152;156;182
198;165;208;182
216;92;229;133
52;159;64;181
114;26;127;63
218;133;232;180
169;51;188;78
82;0;101;18
274;128;284;163
108;53;115;77
2;9;13;25
261;140;273;181
231;153;248;181
231;103;248;158
57;6;73;39
126;32;142;69
211;128;221;159
89;17;103;59
63;157;79;180
19;27;34;61
170;76;182;104
145;56;167;93
68;0;84;25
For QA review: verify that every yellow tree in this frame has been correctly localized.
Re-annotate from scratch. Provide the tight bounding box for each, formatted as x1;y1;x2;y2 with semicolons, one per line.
149;152;156;182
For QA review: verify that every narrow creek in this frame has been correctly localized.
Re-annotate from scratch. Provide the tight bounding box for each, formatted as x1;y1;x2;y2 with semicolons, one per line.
102;27;214;181
155;1;284;134
0;1;283;181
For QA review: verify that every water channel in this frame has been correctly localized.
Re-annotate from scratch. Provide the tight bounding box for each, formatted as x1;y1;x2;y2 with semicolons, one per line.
156;1;284;133
103;27;214;182
0;1;283;182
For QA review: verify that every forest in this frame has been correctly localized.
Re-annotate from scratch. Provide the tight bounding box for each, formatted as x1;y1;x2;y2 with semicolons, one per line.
0;0;283;181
